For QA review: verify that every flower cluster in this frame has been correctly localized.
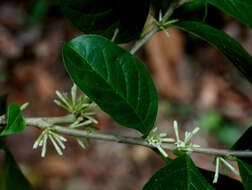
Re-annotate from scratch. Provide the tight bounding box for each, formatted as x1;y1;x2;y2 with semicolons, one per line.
33;127;67;157
173;120;200;151
146;127;175;157
33;84;98;157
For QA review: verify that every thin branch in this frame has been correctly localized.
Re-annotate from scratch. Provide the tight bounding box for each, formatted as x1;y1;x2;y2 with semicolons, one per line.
130;0;191;55
130;25;159;54
1;115;252;158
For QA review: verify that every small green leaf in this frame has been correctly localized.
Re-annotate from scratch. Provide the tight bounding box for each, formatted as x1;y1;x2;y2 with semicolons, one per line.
237;159;252;190
143;155;215;190
62;34;158;136
60;0;150;43
0;104;26;136
0;139;33;190
173;21;252;83
208;0;252;28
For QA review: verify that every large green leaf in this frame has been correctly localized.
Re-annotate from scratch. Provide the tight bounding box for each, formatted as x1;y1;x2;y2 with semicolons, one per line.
0;139;33;190
231;126;252;189
155;149;243;189
237;159;252;190
150;0;174;14
173;21;252;83
200;168;243;189
60;0;150;43
143;155;215;190
173;0;209;22
62;34;158;136
208;0;252;28
232;126;252;164
0;104;26;136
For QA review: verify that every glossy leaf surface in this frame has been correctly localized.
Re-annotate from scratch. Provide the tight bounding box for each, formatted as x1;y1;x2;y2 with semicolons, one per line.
208;0;252;28
143;155;214;190
60;0;150;43
0;104;26;136
232;126;252;164
0;139;33;190
237;159;252;190
63;35;158;136
173;21;252;83
200;168;243;189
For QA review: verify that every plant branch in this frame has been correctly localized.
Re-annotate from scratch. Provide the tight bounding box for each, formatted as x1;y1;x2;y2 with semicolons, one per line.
1;114;252;158
130;0;191;55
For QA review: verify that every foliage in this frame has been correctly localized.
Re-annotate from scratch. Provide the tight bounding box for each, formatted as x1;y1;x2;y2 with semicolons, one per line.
60;0;150;43
0;95;33;190
0;141;34;190
62;35;158;136
0;104;26;136
143;154;214;190
1;0;252;189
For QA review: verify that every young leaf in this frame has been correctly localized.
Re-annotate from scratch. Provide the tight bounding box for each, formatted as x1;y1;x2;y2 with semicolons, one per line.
208;0;252;29
173;21;252;83
142;155;215;190
0;104;26;136
0;139;33;190
237;159;252;190
60;0;150;43
62;35;158;136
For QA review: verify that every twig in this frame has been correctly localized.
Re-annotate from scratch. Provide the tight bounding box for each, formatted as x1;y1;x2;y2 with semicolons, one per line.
0;114;252;158
130;0;191;54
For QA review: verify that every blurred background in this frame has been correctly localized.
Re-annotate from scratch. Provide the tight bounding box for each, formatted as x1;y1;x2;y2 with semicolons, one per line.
0;0;252;189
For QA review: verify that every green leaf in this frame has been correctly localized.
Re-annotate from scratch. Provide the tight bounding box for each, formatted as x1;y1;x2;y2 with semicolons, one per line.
0;104;26;136
232;126;252;164
152;0;209;22
155;149;242;189
62;34;158;136
237;159;252;190
150;0;174;14
200;168;243;189
0;139;33;190
60;0;150;43
173;0;208;22
143;155;215;190
173;21;252;83
27;0;49;25
208;0;252;28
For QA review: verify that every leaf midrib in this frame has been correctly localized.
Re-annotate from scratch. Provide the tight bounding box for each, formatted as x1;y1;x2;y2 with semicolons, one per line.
66;43;148;133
